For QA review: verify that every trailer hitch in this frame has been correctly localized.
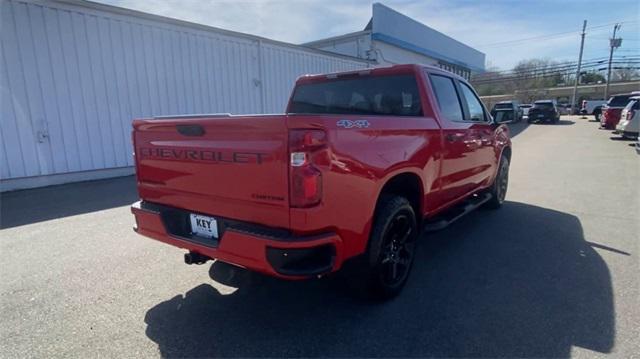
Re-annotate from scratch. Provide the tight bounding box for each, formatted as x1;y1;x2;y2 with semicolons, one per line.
184;251;211;265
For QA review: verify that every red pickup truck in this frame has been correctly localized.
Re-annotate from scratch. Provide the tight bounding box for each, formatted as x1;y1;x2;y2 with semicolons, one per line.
600;92;638;129
131;64;512;299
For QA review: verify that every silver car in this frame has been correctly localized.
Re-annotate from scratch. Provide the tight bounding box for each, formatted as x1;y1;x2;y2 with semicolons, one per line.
519;104;533;120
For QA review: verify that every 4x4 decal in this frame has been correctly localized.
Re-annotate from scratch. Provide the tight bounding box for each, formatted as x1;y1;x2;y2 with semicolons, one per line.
337;119;370;129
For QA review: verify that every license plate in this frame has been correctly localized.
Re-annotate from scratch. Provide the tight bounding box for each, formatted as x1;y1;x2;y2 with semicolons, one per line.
538;114;544;118
189;214;218;238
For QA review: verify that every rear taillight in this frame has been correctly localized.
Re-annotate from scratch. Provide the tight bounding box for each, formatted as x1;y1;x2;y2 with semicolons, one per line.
628;110;635;121
289;129;327;208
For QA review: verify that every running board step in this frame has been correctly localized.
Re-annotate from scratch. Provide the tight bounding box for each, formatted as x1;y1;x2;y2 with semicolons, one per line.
423;193;492;232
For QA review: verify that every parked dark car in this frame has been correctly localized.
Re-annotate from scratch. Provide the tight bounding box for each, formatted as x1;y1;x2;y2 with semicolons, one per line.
491;101;522;122
527;100;560;124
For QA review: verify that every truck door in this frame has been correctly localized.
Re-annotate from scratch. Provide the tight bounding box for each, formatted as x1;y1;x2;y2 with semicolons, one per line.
456;81;496;188
427;73;483;205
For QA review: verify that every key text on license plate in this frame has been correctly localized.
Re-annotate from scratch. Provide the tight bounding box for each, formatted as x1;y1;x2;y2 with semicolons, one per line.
189;214;218;238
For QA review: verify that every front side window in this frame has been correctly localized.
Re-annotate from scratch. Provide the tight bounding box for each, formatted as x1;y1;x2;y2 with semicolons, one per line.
460;83;486;121
428;74;463;122
289;75;422;116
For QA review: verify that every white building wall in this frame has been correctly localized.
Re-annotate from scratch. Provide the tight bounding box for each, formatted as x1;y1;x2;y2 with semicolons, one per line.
309;32;372;60
0;0;368;191
371;41;439;67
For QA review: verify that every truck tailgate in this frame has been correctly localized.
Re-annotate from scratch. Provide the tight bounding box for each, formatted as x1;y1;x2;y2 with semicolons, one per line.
133;115;290;229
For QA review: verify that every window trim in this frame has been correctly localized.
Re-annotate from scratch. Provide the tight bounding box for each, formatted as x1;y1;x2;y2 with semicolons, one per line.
427;72;465;123
456;80;490;123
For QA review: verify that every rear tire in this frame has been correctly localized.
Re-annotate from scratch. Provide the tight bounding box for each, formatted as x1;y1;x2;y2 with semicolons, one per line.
348;196;418;300
484;155;509;209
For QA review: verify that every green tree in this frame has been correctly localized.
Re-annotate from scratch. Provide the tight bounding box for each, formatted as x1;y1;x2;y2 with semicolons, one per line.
580;71;605;84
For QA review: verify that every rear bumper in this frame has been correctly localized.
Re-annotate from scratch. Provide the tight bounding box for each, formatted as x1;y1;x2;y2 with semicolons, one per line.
131;201;344;279
601;115;620;129
616;121;639;136
601;120;616;129
528;115;556;122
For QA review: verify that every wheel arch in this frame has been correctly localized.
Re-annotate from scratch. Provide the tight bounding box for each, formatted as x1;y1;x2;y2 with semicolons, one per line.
374;171;424;223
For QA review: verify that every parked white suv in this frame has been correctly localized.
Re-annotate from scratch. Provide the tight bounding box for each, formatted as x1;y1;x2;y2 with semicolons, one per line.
616;96;639;139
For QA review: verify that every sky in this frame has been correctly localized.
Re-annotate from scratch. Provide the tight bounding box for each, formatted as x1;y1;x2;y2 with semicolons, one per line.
99;0;640;71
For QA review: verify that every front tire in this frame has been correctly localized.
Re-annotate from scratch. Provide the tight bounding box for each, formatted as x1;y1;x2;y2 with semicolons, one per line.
484;155;509;209
350;196;418;300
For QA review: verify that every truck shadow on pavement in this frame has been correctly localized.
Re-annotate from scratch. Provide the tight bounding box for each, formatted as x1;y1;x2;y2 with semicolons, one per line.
506;121;530;138
144;201;615;358
0;176;137;229
528;119;576;126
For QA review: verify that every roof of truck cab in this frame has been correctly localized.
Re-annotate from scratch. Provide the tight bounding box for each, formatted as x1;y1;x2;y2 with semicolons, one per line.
295;63;466;85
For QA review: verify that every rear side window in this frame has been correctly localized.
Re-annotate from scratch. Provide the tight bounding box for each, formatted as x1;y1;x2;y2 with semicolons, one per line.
625;100;639;111
429;74;463;122
460;83;486;121
289;75;422;116
608;95;631;107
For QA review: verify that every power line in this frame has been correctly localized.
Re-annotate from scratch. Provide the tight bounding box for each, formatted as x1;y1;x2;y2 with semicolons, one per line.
474;56;639;77
479;55;639;73
477;19;639;48
472;61;639;84
471;61;639;85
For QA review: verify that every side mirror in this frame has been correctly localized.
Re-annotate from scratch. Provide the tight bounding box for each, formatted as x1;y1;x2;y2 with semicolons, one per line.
493;111;513;124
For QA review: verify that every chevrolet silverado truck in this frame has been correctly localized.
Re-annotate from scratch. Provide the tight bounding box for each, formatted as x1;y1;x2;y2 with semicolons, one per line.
131;64;512;299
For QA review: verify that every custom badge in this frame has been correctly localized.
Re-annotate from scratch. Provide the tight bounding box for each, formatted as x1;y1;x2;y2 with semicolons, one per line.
336;119;370;129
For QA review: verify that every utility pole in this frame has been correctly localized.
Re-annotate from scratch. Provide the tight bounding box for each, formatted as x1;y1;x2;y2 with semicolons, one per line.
571;20;587;115
605;23;622;99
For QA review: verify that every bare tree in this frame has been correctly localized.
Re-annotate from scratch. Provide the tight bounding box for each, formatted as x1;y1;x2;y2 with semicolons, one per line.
611;61;640;82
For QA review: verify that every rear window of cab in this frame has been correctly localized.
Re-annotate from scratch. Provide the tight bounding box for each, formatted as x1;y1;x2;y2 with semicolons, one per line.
533;102;554;109
607;95;631;107
289;75;422;117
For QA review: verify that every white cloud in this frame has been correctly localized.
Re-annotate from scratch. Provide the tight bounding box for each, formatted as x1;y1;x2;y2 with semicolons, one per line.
106;0;372;44
98;0;638;70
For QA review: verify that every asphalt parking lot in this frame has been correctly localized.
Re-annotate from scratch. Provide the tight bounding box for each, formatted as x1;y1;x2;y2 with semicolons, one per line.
1;116;638;358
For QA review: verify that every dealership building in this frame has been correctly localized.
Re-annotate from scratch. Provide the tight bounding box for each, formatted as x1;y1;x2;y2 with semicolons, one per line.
0;0;485;191
305;3;485;80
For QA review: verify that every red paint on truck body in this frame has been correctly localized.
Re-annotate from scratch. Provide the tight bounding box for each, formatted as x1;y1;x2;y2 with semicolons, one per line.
601;107;623;129
131;64;511;279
